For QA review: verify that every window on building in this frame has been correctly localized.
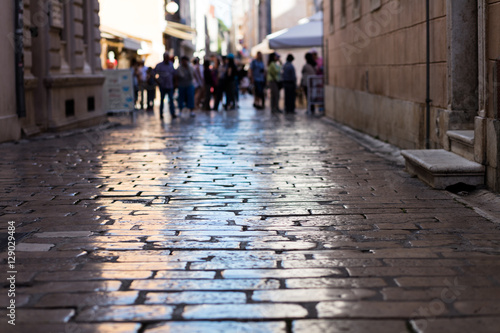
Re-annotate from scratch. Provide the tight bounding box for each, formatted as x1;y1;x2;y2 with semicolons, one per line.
65;99;75;117
340;0;347;28
329;0;334;33
371;0;381;11
353;0;361;21
87;96;95;112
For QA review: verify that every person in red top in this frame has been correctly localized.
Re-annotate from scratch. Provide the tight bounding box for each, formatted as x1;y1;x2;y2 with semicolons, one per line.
106;51;117;69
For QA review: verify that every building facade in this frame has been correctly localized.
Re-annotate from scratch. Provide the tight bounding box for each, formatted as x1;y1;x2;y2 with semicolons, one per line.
0;0;106;143
0;1;20;142
99;0;168;69
324;0;500;191
271;0;320;33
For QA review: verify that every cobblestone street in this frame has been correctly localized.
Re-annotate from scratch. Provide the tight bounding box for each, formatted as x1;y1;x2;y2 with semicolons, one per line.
1;99;500;333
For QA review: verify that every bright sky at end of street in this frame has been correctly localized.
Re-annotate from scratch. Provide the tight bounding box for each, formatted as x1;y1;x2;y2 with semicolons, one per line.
210;0;233;28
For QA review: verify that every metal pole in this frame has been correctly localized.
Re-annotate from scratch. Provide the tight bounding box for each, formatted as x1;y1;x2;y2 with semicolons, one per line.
425;0;431;149
14;0;26;118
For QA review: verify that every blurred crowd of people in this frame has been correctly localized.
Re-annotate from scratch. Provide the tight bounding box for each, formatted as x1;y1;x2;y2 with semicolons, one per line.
249;49;323;114
131;53;251;119
130;48;322;119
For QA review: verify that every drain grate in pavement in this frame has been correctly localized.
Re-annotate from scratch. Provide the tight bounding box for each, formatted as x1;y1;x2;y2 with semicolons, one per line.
0;232;31;252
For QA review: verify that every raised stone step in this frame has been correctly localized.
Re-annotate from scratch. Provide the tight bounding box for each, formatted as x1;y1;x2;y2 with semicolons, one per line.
401;149;484;189
447;130;474;161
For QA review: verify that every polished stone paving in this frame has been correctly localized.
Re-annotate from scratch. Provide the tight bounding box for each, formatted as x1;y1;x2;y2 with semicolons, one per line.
1;98;500;332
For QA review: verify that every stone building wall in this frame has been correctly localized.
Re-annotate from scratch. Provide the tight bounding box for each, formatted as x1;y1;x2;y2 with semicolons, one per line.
479;0;500;189
0;0;105;143
324;0;447;149
324;0;500;191
0;1;22;142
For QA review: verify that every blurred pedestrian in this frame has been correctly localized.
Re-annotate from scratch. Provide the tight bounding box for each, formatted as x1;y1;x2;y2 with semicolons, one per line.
131;59;140;108
192;57;204;109
138;61;147;109
282;54;297;113
249;51;266;109
154;52;176;119
234;60;241;108
202;58;214;110
239;66;250;97
224;54;237;110
176;55;196;117
267;52;282;113
106;51;117;69
311;48;323;74
145;67;156;110
213;56;226;111
301;52;317;113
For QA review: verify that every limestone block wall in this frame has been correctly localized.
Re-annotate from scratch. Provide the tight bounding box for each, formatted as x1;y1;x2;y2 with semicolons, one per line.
323;0;447;149
271;0;317;33
482;0;500;190
22;2;40;136
0;1;21;142
29;0;106;132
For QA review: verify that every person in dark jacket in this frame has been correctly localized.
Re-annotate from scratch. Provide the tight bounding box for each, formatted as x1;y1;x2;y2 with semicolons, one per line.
145;67;156;110
202;59;214;110
224;54;238;110
213;56;226;111
154;52;176;118
282;54;297;113
175;56;196;117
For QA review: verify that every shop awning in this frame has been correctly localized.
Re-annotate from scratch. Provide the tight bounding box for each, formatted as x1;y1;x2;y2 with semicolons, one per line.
164;20;196;40
101;31;120;41
100;27;153;53
123;38;141;51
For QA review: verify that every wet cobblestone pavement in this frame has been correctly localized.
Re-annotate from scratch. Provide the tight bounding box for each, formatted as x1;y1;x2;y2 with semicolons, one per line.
1;99;500;332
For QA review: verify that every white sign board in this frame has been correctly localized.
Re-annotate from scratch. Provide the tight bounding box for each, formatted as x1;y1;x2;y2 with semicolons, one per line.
103;69;134;113
307;75;324;113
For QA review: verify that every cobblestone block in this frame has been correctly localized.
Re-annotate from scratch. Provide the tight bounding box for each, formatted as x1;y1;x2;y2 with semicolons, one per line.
0;308;75;323
253;288;377;302
144;321;286;333
292;319;408;333
145;291;247;304
286;277;387;289
183;304;309;319
35;270;153;281
409;317;500;333
222;268;342;279
130;279;281;291
0;323;141;333
317;301;443;318
18;281;123;293
35;291;139;308
76;305;174;322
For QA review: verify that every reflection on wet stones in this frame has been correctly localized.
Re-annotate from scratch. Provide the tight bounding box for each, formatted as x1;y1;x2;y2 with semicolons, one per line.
1;98;500;332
